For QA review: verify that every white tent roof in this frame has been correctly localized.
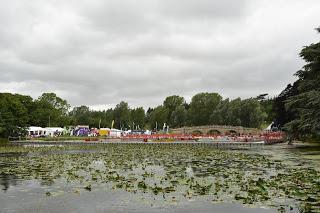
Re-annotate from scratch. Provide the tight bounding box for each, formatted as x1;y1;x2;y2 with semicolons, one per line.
28;126;45;131
44;127;64;132
265;122;274;130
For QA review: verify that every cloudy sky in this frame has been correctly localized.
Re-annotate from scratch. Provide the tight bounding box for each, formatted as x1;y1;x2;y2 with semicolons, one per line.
0;0;319;109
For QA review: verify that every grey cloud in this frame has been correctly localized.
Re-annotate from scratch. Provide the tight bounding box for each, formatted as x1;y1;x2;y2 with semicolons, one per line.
159;0;249;20
0;0;319;110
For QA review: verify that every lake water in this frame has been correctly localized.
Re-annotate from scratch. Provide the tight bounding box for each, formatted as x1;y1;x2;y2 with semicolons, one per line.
0;143;319;213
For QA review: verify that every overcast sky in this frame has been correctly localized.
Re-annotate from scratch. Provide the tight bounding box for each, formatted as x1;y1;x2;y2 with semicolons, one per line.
0;0;319;109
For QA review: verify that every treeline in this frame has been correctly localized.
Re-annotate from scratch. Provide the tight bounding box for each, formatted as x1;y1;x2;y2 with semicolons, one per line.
0;92;273;137
273;27;320;139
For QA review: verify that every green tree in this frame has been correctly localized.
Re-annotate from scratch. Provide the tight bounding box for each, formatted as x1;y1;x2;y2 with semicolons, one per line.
145;107;154;129
171;105;187;128
114;101;130;129
69;105;90;125
257;95;275;125
0;93;31;137
274;83;299;128
210;97;266;128
188;92;222;126
130;107;145;129
32;93;70;127
104;109;114;128
284;28;320;136
148;106;168;131
225;98;242;126
210;99;230;125
239;98;266;128
163;95;185;126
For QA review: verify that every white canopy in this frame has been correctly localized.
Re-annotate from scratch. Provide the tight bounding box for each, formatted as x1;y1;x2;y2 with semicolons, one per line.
265;122;274;130
28;126;45;131
44;127;64;132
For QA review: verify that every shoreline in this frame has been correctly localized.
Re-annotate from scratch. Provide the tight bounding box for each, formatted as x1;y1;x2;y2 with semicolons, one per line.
8;140;278;149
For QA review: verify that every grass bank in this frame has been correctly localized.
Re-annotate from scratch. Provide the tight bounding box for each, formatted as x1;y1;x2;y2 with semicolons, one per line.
0;138;8;144
301;135;320;144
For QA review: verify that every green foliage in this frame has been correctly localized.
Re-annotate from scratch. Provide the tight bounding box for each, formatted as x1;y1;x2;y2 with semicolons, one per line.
210;98;266;128
0;91;272;134
188;92;222;126
32;93;70;127
256;95;275;124
147;105;168;130
69;105;90;125
171;105;187;128
130;107;145;129
282;28;320;136
274;82;299;128
69;106;115;128
163;95;185;127
0;93;31;137
113;101;130;129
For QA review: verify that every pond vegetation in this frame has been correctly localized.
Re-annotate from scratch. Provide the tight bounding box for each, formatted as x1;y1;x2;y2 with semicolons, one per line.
0;144;319;212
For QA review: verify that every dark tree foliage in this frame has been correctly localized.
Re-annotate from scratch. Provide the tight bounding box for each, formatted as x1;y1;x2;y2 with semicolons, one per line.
1;91;272;137
171;105;187;128
0;93;32;137
210;98;266;128
69;105;91;125
163;95;185;127
147;106;168;130
130;107;145;129
69;106;114;128
283;28;320;136
258;98;275;125
32;93;70;127
113;101;130;129
188;93;222;126
273;83;299;128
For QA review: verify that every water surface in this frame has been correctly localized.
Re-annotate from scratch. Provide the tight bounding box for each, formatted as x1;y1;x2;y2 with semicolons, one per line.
0;143;319;212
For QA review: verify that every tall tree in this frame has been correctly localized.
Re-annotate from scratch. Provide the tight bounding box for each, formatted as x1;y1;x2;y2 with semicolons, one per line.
210;99;230;125
130;107;145;129
188;92;222;126
32;93;70;127
148;106;168;131
210;98;266;128
0;93;31;137
104;109;114;128
113;101;130;129
69;105;91;125
171;105;187;128
273;83;299;128
257;95;275;125
238;98;266;128
284;28;320;136
163;95;185;127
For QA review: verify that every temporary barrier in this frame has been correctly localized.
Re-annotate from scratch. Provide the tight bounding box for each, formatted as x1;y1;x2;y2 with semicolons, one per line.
121;131;285;143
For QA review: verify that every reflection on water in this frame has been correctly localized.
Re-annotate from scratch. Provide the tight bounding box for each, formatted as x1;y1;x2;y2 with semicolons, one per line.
0;143;319;213
0;174;18;191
